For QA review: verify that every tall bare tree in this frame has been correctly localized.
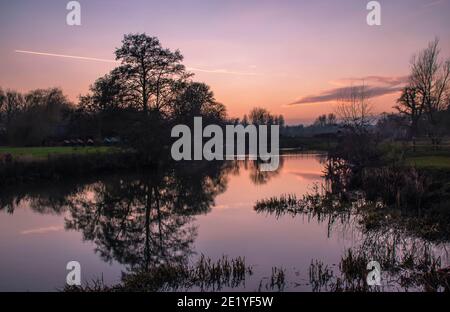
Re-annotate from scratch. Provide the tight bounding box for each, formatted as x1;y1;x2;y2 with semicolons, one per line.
394;86;423;150
335;84;374;133
409;38;450;146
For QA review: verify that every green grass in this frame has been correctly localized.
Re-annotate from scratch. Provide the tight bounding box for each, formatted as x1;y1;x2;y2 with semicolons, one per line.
406;156;450;169
0;146;116;158
388;140;450;169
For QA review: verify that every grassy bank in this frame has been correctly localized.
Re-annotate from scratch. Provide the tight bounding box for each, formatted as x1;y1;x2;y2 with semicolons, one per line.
407;156;450;169
0;151;144;187
404;144;450;169
0;146;116;158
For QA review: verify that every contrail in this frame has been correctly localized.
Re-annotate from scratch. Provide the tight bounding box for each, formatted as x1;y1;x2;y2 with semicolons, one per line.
14;49;258;75
15;50;119;63
21;225;64;235
187;67;258;76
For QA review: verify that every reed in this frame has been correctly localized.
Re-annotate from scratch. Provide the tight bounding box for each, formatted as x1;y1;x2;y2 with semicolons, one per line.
64;255;253;292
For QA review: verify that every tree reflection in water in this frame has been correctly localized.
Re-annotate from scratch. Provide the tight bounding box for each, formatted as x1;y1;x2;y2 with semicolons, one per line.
63;159;284;290
64;161;236;271
254;160;450;292
0;158;285;291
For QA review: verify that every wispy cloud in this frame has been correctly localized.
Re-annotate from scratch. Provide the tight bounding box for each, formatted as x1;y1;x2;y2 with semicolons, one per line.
14;50;258;76
290;75;408;105
423;0;448;9
331;75;409;87
405;0;449;21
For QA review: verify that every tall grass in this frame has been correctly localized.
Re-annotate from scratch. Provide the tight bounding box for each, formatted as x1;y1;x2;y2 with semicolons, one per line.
64;255;253;292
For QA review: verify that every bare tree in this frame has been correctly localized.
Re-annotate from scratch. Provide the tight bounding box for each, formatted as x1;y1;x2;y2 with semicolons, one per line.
241;114;249;126
248;107;284;126
0;88;5;124
2;90;25;125
394;86;423;150
277;115;285;128
327;113;337;125
335;83;374;133
409;38;450;147
314;114;327;127
249;107;270;125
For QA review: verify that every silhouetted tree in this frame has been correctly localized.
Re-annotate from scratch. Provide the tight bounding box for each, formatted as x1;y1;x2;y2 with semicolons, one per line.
395;86;424;149
115;33;190;114
1;90;24;126
78;69;137;139
0;88;5;122
314;115;327;127
331;84;381;171
336;84;373;133
8;88;72;145
249;107;270;125
327;113;337;126
376;113;408;140
409;38;450;147
248;107;284;126
241;114;249;126
172;82;226;123
79;70;130;114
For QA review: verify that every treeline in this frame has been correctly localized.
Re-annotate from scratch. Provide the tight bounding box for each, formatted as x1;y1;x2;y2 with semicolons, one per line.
282;114;339;138
0;34;226;149
0;33;286;155
0;88;73;146
284;39;450;144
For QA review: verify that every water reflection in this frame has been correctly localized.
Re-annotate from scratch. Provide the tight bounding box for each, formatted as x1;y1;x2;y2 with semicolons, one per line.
0;154;448;291
255;160;450;292
65;161;234;270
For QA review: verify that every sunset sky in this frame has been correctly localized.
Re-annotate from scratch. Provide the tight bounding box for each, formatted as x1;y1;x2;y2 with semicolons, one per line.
1;0;449;124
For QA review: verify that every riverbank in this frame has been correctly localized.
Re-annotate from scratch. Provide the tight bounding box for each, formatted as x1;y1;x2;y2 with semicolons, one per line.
0;150;144;187
0;146;116;158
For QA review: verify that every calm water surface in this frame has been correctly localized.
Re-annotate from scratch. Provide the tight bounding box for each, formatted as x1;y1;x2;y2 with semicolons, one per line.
0;154;448;291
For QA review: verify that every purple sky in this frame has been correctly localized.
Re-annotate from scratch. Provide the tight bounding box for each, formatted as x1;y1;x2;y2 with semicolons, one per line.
1;0;449;123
